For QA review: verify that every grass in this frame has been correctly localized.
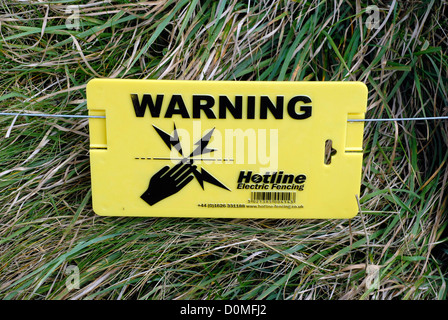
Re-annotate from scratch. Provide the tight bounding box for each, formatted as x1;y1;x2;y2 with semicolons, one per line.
0;0;447;300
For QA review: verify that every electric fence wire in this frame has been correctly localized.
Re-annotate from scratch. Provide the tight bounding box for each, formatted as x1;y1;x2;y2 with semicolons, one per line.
1;112;448;122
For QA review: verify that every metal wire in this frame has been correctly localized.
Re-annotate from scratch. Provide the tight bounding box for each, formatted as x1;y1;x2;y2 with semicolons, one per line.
348;116;448;122
0;112;447;122
0;112;105;119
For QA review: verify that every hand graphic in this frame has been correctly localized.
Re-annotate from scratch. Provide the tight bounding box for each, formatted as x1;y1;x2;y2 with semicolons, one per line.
141;160;197;206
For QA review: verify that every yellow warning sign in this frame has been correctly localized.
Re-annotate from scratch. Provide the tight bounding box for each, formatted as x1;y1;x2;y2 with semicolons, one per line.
87;79;367;218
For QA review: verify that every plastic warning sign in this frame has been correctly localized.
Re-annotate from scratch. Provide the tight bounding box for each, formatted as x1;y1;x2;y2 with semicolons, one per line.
87;79;367;218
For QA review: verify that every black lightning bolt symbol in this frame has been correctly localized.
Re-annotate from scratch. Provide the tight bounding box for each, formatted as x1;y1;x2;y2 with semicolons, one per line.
153;123;183;156
152;124;230;191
